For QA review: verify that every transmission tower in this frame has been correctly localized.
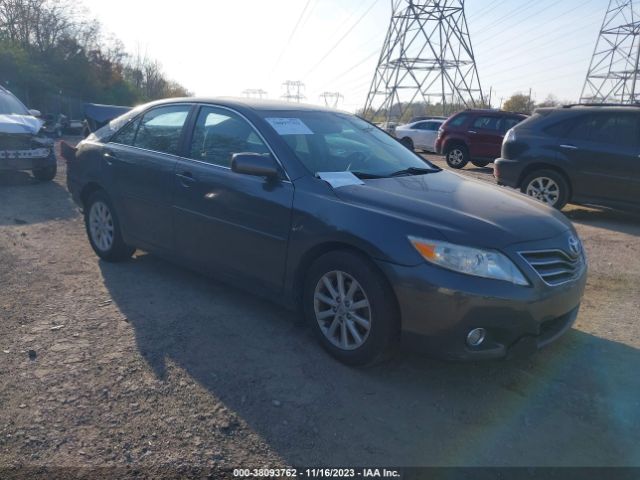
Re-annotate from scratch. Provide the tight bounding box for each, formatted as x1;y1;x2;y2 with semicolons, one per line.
581;0;640;104
319;91;344;108
281;80;306;103
363;0;484;121
242;88;268;99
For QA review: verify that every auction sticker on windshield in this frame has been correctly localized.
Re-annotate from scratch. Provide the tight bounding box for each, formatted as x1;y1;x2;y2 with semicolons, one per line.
265;117;313;135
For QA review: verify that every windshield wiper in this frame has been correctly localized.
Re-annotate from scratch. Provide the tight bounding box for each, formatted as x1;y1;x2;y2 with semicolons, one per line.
349;171;385;179
389;167;438;177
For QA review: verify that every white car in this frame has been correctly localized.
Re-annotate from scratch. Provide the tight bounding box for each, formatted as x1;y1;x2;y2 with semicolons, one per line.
395;119;445;152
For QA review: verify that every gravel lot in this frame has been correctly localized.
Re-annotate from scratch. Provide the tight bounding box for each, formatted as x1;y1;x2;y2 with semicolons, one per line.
1;143;639;474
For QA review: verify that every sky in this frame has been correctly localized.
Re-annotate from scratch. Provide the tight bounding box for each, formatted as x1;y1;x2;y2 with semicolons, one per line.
81;0;607;112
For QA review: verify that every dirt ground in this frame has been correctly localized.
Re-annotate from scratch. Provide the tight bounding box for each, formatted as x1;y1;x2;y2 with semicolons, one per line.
0;143;639;474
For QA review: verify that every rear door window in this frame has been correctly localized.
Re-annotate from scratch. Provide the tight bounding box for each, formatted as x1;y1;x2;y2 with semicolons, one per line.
472;116;501;131
501;117;522;132
448;114;469;127
111;118;141;146
133;105;191;155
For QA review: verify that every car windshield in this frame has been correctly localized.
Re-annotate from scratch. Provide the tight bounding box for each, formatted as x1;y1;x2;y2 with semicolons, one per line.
0;90;29;115
260;111;438;178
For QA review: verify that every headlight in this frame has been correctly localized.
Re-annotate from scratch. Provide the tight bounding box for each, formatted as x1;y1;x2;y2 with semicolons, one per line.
408;236;529;286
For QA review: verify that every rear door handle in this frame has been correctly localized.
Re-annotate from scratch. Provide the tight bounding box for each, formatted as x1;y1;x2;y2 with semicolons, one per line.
468;130;478;134
560;144;578;150
103;149;117;165
176;171;196;187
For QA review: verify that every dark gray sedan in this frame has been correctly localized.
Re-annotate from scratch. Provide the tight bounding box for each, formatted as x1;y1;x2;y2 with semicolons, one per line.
66;98;587;365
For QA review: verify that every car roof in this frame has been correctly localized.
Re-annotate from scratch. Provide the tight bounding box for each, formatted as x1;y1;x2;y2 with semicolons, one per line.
461;109;527;116
138;96;341;114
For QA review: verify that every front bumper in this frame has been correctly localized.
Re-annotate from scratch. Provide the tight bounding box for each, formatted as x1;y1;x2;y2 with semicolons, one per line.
0;148;54;171
376;237;587;360
493;158;524;188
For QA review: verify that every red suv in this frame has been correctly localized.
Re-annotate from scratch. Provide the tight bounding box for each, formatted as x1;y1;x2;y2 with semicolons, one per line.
435;110;527;169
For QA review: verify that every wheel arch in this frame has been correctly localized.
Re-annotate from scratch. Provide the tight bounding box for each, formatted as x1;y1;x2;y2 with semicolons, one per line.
517;163;573;200
291;242;401;321
80;182;105;208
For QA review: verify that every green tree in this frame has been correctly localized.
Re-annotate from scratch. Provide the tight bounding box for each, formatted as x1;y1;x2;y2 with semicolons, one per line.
502;93;534;114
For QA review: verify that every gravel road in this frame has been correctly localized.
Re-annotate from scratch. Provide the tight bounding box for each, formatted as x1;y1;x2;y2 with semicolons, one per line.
1;146;639;475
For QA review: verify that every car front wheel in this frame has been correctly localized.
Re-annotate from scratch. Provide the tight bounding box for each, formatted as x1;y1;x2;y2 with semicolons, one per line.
521;169;569;210
84;190;135;262
445;145;469;169
304;251;399;366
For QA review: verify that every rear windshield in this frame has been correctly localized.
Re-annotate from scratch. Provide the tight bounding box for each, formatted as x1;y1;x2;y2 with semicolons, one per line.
0;90;29;115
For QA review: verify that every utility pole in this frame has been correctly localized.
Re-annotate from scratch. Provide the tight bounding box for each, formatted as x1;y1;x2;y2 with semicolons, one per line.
581;0;640;103
242;89;268;99
281;81;306;103
363;0;484;122
319;91;344;108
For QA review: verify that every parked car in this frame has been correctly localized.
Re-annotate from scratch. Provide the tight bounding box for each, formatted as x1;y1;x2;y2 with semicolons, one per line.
0;86;57;181
82;103;131;138
435;109;527;169
41;113;68;138
495;104;640;211
376;121;398;136
409;115;447;123
395;119;445;152
65;98;586;365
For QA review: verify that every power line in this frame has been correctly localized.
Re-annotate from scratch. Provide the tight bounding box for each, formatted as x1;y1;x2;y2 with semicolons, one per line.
304;0;380;78
272;0;315;74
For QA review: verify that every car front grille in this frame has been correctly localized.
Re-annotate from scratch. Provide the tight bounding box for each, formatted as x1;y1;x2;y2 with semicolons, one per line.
519;249;584;286
0;134;33;151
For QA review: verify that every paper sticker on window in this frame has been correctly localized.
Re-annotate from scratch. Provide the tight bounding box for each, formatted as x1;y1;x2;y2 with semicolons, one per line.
317;171;365;188
266;118;314;135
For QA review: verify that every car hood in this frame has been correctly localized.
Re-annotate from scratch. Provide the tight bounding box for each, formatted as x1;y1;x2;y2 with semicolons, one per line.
333;170;572;249
0;114;43;135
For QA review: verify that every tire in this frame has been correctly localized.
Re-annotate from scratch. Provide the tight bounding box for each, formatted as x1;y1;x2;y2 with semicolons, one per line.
520;169;569;210
303;250;400;366
400;137;414;150
444;144;469;169
84;190;135;262
32;164;57;182
471;160;490;168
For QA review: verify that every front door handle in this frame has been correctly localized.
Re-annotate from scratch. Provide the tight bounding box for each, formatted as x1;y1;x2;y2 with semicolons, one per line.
468;130;478;134
560;144;578;150
176;171;196;187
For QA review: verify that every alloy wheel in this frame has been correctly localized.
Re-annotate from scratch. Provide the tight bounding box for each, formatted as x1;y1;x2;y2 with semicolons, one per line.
89;201;115;252
313;270;372;351
448;149;464;166
526;176;560;206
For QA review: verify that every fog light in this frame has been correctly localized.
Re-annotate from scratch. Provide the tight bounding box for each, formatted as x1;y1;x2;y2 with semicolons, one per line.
466;328;486;347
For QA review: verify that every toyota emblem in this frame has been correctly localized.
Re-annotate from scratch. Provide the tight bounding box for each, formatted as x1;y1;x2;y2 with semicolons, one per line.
568;236;581;257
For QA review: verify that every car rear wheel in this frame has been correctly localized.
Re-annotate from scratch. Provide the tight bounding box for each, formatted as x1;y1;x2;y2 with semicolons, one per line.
445;144;469;169
303;251;399;366
400;137;414;150
84;190;135;262
521;169;569;210
32;164;57;182
471;160;490;168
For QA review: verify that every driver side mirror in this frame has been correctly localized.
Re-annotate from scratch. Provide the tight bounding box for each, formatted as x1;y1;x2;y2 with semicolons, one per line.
231;153;280;180
28;109;41;117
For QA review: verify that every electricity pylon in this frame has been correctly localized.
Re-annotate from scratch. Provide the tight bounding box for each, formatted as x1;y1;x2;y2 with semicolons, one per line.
281;81;306;103
363;0;484;121
581;0;640;104
242;88;268;99
320;91;344;108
